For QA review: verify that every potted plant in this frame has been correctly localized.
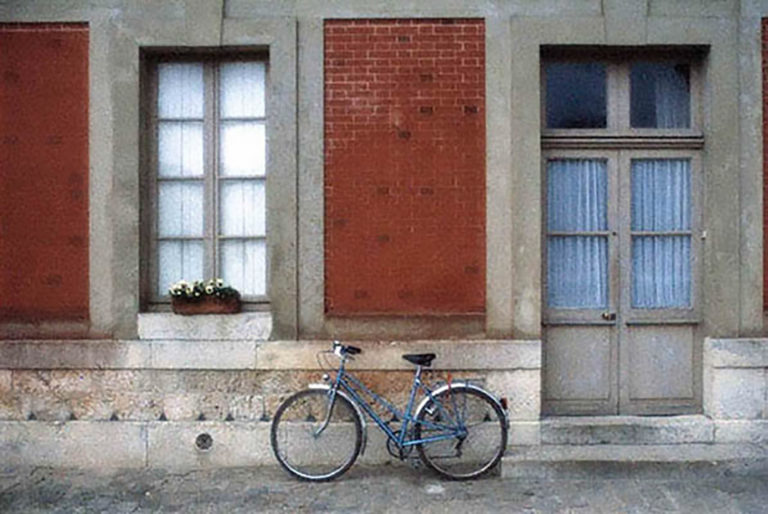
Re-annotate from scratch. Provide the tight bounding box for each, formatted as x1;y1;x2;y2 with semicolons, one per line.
168;279;241;315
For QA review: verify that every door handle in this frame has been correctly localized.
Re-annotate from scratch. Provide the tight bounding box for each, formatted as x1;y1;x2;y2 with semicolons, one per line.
601;312;617;321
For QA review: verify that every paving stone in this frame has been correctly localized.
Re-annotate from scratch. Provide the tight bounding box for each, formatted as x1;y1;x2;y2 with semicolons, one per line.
2;465;768;513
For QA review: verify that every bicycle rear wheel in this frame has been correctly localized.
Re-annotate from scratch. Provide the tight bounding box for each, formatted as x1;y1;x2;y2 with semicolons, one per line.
271;388;362;481
414;385;507;480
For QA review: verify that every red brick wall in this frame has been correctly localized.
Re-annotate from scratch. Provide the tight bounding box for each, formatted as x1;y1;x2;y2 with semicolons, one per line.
324;19;485;315
763;18;768;311
0;24;89;322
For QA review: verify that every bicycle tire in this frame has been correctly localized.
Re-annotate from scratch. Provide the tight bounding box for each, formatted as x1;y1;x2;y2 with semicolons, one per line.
270;388;362;481
414;385;507;480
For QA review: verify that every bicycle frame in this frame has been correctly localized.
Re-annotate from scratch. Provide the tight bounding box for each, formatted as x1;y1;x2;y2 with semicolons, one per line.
318;353;467;453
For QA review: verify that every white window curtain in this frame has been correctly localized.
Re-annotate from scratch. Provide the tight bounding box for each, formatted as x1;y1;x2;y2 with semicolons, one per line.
653;64;689;129
547;159;608;308
218;61;267;296
156;63;205;294
631;159;691;308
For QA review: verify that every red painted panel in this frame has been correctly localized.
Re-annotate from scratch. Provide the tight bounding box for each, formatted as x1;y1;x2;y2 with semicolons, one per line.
0;24;89;322
324;19;485;315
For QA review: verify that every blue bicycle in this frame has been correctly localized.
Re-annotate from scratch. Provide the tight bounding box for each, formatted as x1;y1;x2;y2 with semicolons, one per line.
270;341;508;481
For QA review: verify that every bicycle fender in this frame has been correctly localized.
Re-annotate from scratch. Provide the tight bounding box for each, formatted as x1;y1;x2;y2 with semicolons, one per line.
308;383;368;456
413;382;509;428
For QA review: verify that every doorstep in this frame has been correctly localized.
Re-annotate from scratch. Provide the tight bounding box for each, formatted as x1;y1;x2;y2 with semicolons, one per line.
502;415;768;479
501;443;768;479
539;415;714;445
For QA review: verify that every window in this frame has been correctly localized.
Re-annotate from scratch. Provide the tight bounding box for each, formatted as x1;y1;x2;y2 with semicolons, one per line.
143;55;268;305
542;51;701;137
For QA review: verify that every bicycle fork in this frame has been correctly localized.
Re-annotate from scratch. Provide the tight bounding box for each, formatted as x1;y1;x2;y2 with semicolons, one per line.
313;387;338;438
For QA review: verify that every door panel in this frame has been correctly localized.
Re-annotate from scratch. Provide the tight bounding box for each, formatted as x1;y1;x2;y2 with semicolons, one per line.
626;325;694;401
545;326;613;400
543;154;618;415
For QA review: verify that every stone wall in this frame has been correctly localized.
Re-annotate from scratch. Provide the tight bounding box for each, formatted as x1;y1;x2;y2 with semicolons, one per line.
0;339;541;468
704;339;768;443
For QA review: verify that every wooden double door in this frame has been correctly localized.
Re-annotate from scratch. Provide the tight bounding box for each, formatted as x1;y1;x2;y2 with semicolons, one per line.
542;150;701;415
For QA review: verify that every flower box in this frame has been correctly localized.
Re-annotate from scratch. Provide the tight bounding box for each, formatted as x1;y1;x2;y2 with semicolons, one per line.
171;295;242;315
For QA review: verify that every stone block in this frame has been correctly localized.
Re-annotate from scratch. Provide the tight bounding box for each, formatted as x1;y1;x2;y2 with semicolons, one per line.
112;392;163;422
705;339;768;368
96;370;150;393
508;421;541;446
163;394;201;421
19;395;71;422
0;342;22;368
708;369;765;419
649;0;735;17
541;416;714;445
68;395;115;421
147;421;272;468
605;15;646;45
228;394;264;421
151;340;257;369
715;420;768;444
485;370;540;421
0;370;11;394
12;340;150;370
0;375;19;420
138;312;272;341
0;421;146;468
257;340;541;371
501;443;768;479
196;393;234;421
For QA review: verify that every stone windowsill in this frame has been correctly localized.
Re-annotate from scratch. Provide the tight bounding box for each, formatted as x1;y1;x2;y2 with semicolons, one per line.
137;312;272;341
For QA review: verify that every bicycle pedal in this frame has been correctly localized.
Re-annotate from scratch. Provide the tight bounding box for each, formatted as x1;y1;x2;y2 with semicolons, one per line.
407;457;422;469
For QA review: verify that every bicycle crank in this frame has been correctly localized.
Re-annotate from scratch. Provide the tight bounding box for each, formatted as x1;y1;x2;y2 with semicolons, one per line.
385;431;413;460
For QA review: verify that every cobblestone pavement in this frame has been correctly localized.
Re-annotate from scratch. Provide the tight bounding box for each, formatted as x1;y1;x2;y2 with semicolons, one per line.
2;464;768;513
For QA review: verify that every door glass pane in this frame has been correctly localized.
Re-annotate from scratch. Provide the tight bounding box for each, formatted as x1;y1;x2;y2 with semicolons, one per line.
157;63;204;119
547;159;609;308
158;240;204;294
548;236;608;308
158;181;204;237
545;63;606;129
158;121;204;178
547;159;607;232
220;180;266;237
632;236;691;308
220;239;266;296
631;159;690;231
220;62;266;118
220;121;266;177
631;159;692;308
630;62;690;129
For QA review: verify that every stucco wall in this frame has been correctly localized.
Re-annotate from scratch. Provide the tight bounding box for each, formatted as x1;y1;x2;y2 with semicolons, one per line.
0;0;760;341
1;0;767;467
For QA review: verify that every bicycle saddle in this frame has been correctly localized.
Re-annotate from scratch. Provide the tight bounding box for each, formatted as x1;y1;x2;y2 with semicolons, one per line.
402;353;436;367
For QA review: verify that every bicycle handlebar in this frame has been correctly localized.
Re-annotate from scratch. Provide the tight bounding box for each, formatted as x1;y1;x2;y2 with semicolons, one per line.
332;340;362;357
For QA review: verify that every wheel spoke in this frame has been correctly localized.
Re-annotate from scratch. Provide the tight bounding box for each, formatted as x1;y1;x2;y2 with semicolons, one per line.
271;389;362;481
415;387;507;480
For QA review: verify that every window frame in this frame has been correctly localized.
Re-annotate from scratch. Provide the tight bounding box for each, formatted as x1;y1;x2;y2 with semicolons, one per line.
140;51;271;310
541;48;705;149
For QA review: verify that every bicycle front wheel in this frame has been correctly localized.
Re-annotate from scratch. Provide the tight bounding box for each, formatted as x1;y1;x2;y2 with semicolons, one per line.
414;385;507;480
270;388;362;481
